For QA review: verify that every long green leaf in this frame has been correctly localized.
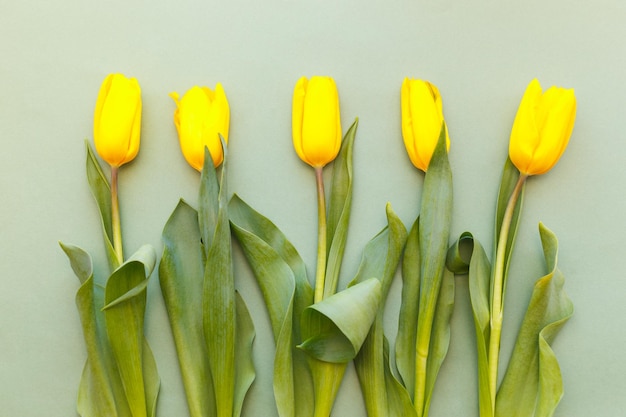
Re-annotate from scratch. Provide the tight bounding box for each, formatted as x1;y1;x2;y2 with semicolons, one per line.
396;218;420;398
60;242;126;417
229;217;295;341
414;126;453;417
159;200;215;417
103;247;160;416
324;118;358;298
234;292;256;417
229;195;314;417
85;142;119;270
202;146;237;417
416;127;453;349
230;223;299;417
495;223;573;417
494;158;525;300
423;267;455;414
383;335;417;417
141;340;160;417
351;204;411;417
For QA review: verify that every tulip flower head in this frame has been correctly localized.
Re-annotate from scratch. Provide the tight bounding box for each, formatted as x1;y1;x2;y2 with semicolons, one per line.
509;79;576;176
170;84;230;171
94;73;142;167
401;78;450;172
292;76;342;168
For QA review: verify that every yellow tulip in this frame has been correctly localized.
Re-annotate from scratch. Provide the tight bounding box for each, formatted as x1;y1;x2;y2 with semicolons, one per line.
170;84;230;171
401;78;450;172
292;76;342;168
508;79;576;176
94;73;142;167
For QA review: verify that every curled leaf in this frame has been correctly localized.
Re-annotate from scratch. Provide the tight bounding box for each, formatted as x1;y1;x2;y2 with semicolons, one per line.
299;278;382;363
495;223;573;417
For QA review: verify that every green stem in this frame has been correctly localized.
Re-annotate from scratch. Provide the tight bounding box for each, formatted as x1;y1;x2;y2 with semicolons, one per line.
312;361;347;417
414;344;428;417
110;166;124;268
487;172;527;414
314;167;327;303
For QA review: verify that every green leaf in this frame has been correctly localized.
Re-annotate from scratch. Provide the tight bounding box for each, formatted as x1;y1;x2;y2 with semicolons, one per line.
396;219;420;397
324;118;358;298
349;204;407;297
299;278;382;363
229;195;314;417
229;195;308;290
495;223;573;417
397;126;453;417
383;335;417;417
416;126;453;348
229;207;297;342
202;145;237;417
446;233;492;417
423;267;455;413
85;142;119;270
233;292;256;417
199;146;221;259
142;340;160;417
60;242;94;285
60;243;127;417
494;158;525;298
351;204;412;417
103;245;159;417
159;200;215;417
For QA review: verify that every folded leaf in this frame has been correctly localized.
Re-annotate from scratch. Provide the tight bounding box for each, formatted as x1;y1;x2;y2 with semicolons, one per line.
495;223;573;417
446;233;492;417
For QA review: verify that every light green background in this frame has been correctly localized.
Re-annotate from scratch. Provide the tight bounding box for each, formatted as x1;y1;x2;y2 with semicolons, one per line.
1;0;622;415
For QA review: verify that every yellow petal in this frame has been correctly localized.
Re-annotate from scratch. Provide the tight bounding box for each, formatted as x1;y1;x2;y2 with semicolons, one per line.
401;78;422;170
413;81;441;168
292;77;308;164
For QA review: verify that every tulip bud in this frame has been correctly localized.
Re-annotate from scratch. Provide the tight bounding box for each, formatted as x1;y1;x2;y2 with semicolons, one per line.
170;84;230;171
508;79;576;176
401;78;450;172
292;76;342;168
93;74;142;167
